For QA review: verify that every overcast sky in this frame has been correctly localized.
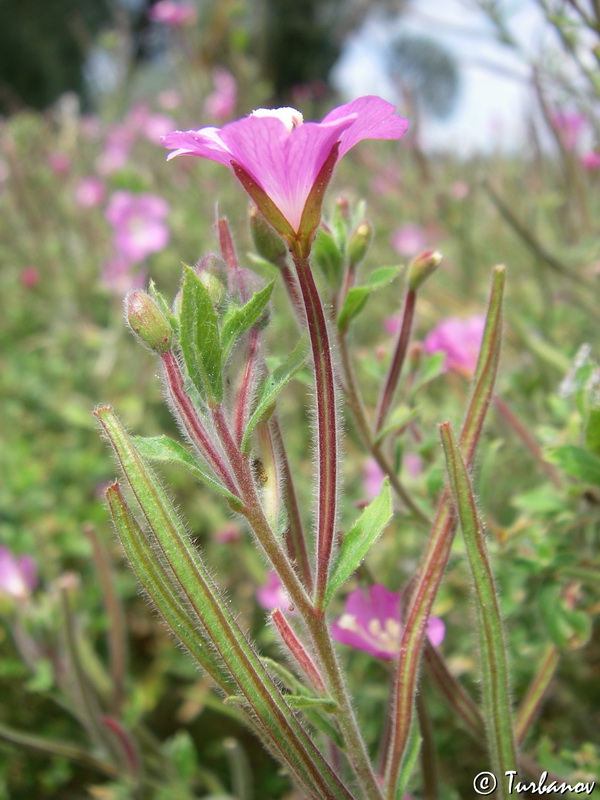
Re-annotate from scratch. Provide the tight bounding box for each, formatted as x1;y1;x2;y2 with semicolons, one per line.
331;0;552;153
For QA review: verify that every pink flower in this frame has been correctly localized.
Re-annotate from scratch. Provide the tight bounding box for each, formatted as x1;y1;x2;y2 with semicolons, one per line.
257;571;294;613
47;152;71;175
204;67;237;123
102;254;147;294
551;111;587;150
423;315;485;378
20;266;40;288
96;124;136;175
162;96;409;237
149;0;197;26
105;191;170;264
581;151;600;171
74;176;106;208
0;547;37;600
363;458;385;501
332;585;444;659
391;224;427;258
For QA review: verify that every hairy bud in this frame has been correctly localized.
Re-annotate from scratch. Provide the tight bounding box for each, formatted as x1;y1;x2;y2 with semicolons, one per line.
125;290;173;353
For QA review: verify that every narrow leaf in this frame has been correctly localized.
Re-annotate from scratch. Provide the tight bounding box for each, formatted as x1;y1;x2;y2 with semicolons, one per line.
440;421;517;796
132;435;239;503
180;266;223;404
221;280;275;362
337;266;401;332
325;479;392;606
241;336;308;451
286;695;338;712
374;405;419;444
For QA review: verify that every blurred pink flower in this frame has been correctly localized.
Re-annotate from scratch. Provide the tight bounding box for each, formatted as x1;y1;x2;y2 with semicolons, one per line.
20;266;40;288
162;96;409;234
450;179;469;200
158;90;182;110
403;452;422;478
126;104;176;144
204;67;237;123
0;547;37;600
74;176;106;208
47;152;71;175
581;151;600;171
423;315;485;378
332;585;444;659
257;571;294;613
102;254;146;294
105;191;170;264
384;314;400;336
149;0;197;26
96;125;136;175
363;458;385;500
391;224;427;258
551;111;587;150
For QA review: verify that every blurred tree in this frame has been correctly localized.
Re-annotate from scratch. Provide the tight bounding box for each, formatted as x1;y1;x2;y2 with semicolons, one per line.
389;33;460;119
0;0;111;113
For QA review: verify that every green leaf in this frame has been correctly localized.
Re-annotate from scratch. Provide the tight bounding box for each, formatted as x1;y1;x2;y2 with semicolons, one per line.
409;352;445;397
220;280;275;362
539;585;593;649
286;695;337;712
180;266;223;404
132;435;240;504
585;408;600;456
374;405;419;444
312;228;344;286
336;266;401;332
324;479;392;606
241;336;308;451
546;445;600;485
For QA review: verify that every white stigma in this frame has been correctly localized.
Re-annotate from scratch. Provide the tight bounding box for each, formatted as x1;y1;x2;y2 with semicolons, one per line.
250;107;304;132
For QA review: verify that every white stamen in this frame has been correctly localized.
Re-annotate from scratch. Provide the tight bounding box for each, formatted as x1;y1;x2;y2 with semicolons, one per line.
338;613;359;632
250;107;304;132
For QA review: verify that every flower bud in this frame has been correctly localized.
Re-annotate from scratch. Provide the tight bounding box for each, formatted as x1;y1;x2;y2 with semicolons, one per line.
347;220;373;266
125;290;173;353
249;204;287;263
407;249;442;291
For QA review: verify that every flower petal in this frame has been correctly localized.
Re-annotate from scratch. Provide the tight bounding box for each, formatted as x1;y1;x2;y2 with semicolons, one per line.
323;96;410;158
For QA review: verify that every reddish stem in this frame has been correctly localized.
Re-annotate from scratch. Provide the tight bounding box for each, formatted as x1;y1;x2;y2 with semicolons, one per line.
375;286;416;432
161;351;239;496
271;609;325;692
291;250;339;609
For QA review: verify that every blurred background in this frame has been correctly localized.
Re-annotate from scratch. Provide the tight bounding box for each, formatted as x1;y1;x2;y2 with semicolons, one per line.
0;1;599;798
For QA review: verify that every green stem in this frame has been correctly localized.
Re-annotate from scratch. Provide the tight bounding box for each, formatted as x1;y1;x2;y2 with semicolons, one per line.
384;266;505;798
515;645;560;745
96;407;354;800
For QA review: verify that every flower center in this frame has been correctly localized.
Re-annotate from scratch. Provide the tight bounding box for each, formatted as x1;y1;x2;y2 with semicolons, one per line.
338;613;402;655
250;107;304;132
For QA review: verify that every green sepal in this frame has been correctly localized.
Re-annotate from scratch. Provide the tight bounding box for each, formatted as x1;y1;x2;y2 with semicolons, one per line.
241;335;308;452
180;266;223;404
132;435;240;505
220;280;275;362
324;479;393;606
312;228;344;287
336;266;401;333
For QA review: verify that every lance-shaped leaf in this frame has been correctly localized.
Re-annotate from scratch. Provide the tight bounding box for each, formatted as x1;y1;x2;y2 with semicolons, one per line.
94;406;354;800
241;335;308;452
545;444;600;486
106;482;235;690
384;266;505;797
337;266;401;333
132;434;239;504
180;266;223;404
439;421;517;798
324;479;392;606
221;280;275;362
